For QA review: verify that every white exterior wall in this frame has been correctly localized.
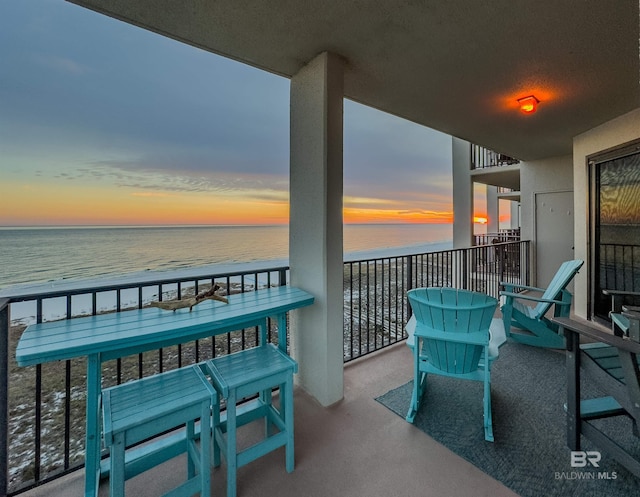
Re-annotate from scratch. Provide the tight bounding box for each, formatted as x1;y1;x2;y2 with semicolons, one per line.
452;137;473;248
519;155;573;286
487;186;498;234
510;201;520;229
572;107;640;319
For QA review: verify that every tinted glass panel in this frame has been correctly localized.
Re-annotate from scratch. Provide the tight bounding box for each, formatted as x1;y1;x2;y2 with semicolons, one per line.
594;151;640;319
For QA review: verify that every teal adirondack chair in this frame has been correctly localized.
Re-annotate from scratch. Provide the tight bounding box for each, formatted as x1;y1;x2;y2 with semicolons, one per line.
500;259;584;349
405;287;499;442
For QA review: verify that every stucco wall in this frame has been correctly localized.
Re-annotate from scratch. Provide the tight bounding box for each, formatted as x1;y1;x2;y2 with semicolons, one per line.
572;107;640;319
452;137;473;248
519;155;574;286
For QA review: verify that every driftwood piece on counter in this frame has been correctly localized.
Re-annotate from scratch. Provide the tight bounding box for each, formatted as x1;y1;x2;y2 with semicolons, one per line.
149;284;229;312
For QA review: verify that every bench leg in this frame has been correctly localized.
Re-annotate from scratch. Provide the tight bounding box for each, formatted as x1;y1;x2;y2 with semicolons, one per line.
284;376;295;473
227;390;238;497
86;354;102;497
110;432;126;497
262;387;273;438
187;419;195;480
212;398;221;468
200;401;211;497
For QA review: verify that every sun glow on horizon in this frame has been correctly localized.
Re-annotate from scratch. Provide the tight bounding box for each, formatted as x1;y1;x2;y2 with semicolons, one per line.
474;216;488;224
343;207;453;224
1;176;456;226
0;180;292;226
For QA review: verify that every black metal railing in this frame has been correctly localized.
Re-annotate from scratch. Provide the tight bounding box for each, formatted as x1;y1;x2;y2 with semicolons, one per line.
471;144;520;170
343;241;529;361
1;266;288;496
594;243;640;319
1;240;530;495
474;229;521;246
599;243;640;292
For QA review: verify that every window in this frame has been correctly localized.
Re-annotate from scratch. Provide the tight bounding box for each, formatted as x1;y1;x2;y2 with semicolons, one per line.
590;141;640;321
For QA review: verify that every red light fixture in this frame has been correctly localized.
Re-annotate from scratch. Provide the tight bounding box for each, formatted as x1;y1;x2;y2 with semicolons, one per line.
518;95;539;114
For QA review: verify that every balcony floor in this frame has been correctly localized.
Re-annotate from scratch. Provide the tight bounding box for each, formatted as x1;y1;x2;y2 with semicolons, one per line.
20;343;518;497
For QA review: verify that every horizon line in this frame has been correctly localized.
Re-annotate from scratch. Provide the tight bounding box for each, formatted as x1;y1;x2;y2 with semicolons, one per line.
0;221;456;229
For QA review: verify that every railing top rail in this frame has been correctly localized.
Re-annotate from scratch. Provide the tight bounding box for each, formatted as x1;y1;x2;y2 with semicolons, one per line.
0;263;290;303
601;243;640;248
484;240;523;245
344;240;528;265
1;240;531;302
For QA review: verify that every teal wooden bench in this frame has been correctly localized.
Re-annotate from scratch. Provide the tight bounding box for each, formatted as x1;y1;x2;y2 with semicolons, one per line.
205;343;298;497
15;286;314;497
555;314;640;478
102;365;217;497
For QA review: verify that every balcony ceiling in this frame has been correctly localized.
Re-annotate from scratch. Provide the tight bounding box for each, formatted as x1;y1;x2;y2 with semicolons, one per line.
68;0;639;161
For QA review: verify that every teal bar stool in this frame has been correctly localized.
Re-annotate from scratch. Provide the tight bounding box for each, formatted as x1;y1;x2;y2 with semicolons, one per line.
205;343;298;497
102;364;216;497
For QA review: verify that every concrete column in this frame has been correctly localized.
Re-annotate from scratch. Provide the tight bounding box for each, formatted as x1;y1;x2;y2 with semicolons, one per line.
486;185;498;234
511;201;520;229
289;52;344;407
452;137;474;248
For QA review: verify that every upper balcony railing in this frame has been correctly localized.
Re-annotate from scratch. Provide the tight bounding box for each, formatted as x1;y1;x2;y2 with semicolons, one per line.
471;144;520;170
0;240;529;496
474;228;521;246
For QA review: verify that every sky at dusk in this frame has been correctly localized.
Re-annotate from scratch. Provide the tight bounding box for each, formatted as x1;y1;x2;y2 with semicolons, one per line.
0;0;480;227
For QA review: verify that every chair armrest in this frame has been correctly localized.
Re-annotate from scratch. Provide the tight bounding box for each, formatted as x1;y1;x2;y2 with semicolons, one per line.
602;289;640;297
499;291;566;306
500;282;546;293
553;317;640;354
602;289;640;313
622;306;640;315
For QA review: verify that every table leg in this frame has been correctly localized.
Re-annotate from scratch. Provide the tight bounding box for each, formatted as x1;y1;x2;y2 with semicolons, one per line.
258;317;268;346
277;313;288;353
84;354;102;497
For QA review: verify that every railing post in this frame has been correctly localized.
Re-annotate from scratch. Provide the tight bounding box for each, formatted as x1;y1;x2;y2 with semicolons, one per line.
0;298;9;497
525;240;529;285
406;256;414;319
279;268;287;287
462;250;469;290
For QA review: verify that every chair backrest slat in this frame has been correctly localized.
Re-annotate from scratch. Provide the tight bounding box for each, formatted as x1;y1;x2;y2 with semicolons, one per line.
408;287;498;374
534;259;584;317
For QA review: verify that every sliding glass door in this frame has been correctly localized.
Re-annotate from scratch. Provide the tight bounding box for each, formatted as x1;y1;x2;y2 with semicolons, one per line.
591;144;640;321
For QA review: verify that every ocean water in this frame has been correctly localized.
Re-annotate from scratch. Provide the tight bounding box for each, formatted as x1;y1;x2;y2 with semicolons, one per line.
0;224;452;291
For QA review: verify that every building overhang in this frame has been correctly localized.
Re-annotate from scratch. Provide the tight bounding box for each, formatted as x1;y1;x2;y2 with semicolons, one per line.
67;0;639;161
471;163;520;190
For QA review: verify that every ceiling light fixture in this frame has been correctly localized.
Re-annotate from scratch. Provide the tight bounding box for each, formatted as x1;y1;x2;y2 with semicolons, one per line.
517;95;539;114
